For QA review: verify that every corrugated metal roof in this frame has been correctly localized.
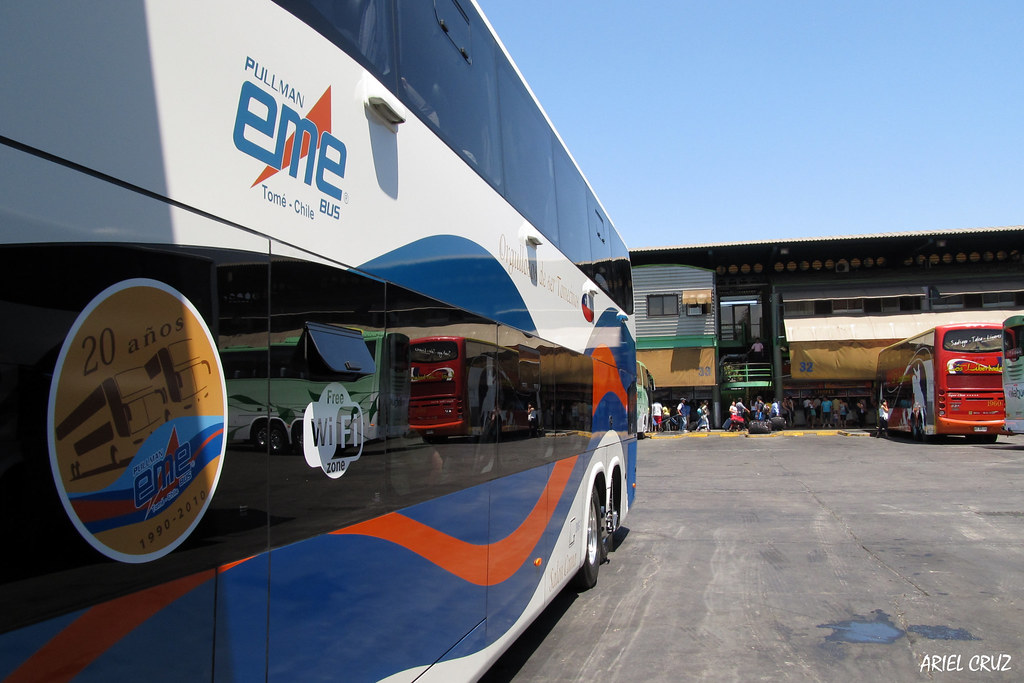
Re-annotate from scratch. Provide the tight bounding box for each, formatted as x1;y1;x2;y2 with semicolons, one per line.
631;225;1024;253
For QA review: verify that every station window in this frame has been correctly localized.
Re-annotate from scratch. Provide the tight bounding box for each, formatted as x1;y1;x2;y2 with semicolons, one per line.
686;303;708;316
831;298;863;314
647;294;679;317
783;301;814;317
931;294;963;310
983;292;1016;308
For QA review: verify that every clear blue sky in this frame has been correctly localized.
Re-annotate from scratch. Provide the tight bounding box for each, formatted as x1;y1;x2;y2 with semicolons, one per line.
478;1;1024;249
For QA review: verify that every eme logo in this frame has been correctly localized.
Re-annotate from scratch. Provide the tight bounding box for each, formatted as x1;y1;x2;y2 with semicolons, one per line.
232;79;347;199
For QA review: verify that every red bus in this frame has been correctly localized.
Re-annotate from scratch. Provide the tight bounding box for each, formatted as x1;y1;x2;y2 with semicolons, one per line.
410;336;540;440
876;323;1004;442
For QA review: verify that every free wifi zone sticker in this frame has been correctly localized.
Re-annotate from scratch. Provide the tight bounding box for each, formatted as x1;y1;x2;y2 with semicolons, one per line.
47;279;227;563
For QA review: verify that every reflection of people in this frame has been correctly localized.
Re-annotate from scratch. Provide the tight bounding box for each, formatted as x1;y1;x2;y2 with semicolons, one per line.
527;403;539;438
911;401;924;439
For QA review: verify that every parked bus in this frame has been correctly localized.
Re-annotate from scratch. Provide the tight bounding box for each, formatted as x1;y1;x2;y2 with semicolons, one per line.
876;323;1004;442
636;360;655;437
0;2;636;681
1003;315;1024;435
409;336;539;441
224;326;410;454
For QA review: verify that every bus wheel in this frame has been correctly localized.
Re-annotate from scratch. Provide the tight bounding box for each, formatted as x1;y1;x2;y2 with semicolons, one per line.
572;488;606;591
255;424;288;455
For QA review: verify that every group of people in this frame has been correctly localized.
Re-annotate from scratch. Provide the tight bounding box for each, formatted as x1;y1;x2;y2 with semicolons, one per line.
798;396;871;429
721;396;780;431
646;394;887;434
651;398;711;433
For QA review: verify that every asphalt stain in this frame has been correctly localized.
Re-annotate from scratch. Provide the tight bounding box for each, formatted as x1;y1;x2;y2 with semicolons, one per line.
818;610;979;644
908;625;979;641
819;610;903;644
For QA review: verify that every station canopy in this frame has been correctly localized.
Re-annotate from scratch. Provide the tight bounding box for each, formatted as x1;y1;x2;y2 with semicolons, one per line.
784;311;1022;380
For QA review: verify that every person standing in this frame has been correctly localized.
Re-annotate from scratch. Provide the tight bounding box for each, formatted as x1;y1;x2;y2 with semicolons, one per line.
820;397;832;428
856;399;867;428
749;337;765;362
680;398;691;432
652;399;663;432
876;400;890;437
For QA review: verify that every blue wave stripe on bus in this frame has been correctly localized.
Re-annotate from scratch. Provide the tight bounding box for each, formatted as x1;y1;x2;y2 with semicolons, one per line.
359;235;537;333
265;457;589;680
267;532;487;681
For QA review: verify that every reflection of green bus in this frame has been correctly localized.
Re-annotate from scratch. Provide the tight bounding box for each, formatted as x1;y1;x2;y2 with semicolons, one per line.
636;361;655;437
223;324;410;454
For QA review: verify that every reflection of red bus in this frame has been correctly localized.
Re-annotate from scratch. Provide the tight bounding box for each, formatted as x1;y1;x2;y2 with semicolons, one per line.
409;336;539;440
876;323;1004;442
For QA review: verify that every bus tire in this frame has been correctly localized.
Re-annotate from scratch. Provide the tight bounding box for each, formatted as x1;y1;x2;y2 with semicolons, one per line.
255;423;288;455
572;488;606;591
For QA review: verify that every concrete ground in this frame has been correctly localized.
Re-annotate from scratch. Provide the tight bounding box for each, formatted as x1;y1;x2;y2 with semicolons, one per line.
483;431;1024;682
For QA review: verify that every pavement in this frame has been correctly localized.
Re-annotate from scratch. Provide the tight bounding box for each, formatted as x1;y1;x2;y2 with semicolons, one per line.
484;431;1024;682
645;427;876;438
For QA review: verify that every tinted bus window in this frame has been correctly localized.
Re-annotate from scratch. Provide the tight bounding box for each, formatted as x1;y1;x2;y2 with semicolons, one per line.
396;0;502;187
274;0;396;88
498;60;557;237
553;143;590;264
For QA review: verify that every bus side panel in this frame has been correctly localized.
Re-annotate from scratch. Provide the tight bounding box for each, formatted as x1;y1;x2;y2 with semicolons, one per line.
0;574;218;682
880;342;934;436
1004;318;1024;433
214;554;270;682
266;489;490;682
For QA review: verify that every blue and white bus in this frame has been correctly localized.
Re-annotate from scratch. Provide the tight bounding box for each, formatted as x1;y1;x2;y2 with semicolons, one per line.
0;1;636;680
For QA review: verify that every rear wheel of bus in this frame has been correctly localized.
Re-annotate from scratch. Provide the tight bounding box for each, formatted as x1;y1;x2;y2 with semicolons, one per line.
573;486;607;590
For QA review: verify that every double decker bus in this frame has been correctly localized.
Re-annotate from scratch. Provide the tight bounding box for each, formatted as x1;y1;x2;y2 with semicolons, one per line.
0;2;636;681
876;323;1004;442
409;336;539;441
1003;315;1024;435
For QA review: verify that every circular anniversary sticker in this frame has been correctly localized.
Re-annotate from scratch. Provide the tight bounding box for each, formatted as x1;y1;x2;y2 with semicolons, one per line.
47;279;227;563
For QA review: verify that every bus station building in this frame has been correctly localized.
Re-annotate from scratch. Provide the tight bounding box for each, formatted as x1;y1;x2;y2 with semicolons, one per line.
630;225;1024;427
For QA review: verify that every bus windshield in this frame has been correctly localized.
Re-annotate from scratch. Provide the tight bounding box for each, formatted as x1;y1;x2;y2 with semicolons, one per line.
411;340;459;363
942;329;1002;352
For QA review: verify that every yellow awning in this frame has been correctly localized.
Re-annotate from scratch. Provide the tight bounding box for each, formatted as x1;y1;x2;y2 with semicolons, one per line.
789;340;892;381
681;288;712;305
639;347;717;386
784;310;1023;342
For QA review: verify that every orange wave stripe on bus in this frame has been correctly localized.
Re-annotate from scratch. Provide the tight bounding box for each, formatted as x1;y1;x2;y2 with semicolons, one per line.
333;456;577;585
6;570;215;683
592;345;628;409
